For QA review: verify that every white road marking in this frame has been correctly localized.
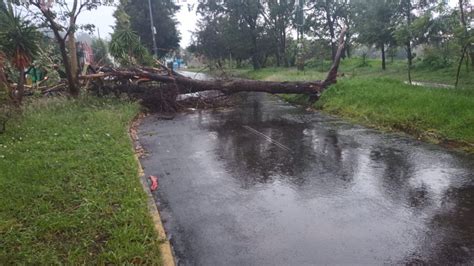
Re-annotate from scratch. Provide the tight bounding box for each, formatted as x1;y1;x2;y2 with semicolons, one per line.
242;125;292;152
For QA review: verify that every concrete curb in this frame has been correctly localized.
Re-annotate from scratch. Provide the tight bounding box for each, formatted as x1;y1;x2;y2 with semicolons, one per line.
129;115;176;266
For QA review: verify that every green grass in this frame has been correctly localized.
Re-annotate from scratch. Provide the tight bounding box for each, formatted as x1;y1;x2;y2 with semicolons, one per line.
0;97;162;264
317;78;474;147
230;59;474;152
218;57;473;89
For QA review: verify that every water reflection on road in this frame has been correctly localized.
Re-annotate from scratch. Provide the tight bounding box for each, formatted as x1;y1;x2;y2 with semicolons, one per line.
139;88;474;265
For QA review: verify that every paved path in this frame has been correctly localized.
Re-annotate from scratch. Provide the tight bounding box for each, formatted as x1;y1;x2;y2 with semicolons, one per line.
139;92;474;265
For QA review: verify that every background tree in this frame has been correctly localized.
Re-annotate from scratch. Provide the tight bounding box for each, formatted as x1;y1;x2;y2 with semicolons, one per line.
306;0;349;61
109;28;151;66
115;0;181;58
353;0;397;70
454;0;473;87
194;0;266;70
394;0;436;83
228;0;264;69
260;0;296;67
13;0;113;96
91;38;112;66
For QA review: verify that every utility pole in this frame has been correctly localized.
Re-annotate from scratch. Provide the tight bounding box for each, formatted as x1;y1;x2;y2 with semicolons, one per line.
147;0;158;58
296;0;305;71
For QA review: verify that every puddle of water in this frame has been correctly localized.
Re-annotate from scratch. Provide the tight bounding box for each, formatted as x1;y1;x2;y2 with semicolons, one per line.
139;88;474;265
404;81;455;89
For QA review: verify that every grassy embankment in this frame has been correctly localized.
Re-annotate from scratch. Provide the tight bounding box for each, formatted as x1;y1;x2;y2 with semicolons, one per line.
0;97;162;264
218;59;474;151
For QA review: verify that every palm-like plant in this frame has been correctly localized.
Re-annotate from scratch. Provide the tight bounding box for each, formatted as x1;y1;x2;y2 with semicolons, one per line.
110;28;151;66
0;8;40;105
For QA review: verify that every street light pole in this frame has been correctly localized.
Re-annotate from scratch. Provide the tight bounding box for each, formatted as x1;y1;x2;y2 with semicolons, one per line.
147;0;158;58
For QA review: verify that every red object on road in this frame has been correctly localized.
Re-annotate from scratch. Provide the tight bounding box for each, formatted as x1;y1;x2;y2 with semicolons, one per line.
149;175;159;191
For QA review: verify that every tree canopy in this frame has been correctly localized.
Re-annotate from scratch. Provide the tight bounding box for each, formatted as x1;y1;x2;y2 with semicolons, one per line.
113;0;181;58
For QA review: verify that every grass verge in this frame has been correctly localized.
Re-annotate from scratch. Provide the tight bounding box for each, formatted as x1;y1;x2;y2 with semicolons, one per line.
0;97;162;264
225;58;473;89
315;78;474;151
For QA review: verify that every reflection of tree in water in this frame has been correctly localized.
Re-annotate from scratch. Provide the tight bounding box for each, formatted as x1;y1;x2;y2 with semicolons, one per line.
204;93;359;190
370;147;474;264
403;184;474;265
303;127;358;183
209;120;313;188
369;147;433;211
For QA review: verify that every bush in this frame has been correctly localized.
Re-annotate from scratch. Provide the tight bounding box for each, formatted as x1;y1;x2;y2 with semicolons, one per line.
420;46;454;69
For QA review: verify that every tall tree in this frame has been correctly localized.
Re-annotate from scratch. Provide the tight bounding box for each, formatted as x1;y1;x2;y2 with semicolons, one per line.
115;0;181;58
260;0;296;67
353;0;397;70
230;0;264;69
306;0;349;61
14;0;113;96
197;0;265;70
454;0;473;87
395;0;435;83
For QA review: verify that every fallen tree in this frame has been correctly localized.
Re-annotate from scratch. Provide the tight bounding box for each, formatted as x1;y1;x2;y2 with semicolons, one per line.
80;28;347;103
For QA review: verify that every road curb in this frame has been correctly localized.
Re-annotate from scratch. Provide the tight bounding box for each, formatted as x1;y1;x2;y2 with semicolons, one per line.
129;114;176;266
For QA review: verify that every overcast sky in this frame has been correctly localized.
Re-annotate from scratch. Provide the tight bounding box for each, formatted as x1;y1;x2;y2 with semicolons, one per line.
77;0;460;48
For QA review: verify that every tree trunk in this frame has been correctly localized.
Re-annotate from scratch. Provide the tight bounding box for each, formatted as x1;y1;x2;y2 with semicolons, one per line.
470;51;474;68
406;42;412;84
276;48;281;67
455;45;468;88
282;30;288;67
345;43;351;58
40;9;79;96
327;21;336;60
381;43;386;70
251;33;260;70
59;36;79;96
405;0;413;84
406;43;412;67
84;28;348;100
14;67;25;106
67;32;79;88
0;58;8;96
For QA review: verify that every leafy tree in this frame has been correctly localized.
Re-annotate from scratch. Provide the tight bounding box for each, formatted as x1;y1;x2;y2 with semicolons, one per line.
0;7;40;105
13;0;113;96
394;0;436;83
196;0;267;70
454;0;473;87
111;3;153;66
353;0;398;70
193;16;231;67
415;2;459;69
110;28;151;66
306;0;351;61
260;0;296;67
115;0;180;58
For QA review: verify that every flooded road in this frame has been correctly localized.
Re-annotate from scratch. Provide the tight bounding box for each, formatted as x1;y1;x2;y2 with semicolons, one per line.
138;81;474;265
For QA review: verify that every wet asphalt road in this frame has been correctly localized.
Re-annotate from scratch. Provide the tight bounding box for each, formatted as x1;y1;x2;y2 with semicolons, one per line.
138;82;474;265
